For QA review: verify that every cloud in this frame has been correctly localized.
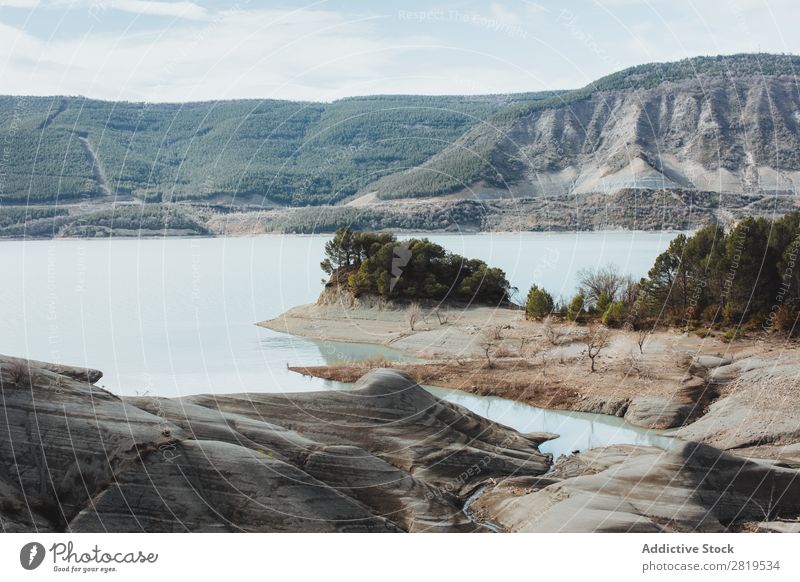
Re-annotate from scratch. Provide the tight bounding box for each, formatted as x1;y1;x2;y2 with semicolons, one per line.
102;1;209;20
0;0;42;7
0;1;798;102
0;0;209;19
0;2;559;102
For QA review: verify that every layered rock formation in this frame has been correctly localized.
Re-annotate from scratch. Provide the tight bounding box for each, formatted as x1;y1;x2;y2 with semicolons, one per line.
2;354;799;533
471;443;800;532
371;55;800;201
0;357;549;533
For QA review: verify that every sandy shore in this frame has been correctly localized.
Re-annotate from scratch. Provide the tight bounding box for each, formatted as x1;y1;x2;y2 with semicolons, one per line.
260;300;800;463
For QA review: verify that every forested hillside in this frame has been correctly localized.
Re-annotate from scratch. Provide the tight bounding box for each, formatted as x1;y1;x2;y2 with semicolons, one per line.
0;93;551;206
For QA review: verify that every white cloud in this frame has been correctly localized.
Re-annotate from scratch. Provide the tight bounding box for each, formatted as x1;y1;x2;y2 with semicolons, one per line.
0;1;799;102
1;0;209;19
103;1;208;20
0;4;557;102
0;0;42;7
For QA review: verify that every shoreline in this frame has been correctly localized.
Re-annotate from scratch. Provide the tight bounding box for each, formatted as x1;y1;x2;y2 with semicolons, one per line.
260;301;800;464
0;226;694;243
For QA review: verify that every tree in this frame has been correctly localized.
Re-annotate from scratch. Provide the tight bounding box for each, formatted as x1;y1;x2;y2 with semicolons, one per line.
637;234;686;320
578;265;627;309
721;217;774;321
320;227;356;275
329;231;511;304
526;284;554;319
595;291;612;314
584;324;610;372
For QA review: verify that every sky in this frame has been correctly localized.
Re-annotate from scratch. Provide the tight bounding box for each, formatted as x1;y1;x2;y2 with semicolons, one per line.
0;0;798;102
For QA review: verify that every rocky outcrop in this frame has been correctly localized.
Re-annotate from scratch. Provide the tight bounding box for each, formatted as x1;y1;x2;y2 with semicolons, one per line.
0;357;550;533
472;443;800;532
676;354;800;450
4;352;799;533
491;77;800;197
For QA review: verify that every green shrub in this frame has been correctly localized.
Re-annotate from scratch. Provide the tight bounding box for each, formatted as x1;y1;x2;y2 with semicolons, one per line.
566;293;585;322
526;285;554;319
601;301;628;328
596;291;612;314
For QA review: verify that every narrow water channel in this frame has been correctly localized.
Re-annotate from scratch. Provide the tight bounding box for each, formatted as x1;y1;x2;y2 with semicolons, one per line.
425;385;676;459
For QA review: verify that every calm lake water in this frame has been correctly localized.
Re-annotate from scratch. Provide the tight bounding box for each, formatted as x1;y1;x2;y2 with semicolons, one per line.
0;231;679;457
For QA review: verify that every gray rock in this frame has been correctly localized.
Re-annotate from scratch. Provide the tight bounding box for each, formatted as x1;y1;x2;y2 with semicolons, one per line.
0;358;549;532
624;396;694;429
475;442;800;532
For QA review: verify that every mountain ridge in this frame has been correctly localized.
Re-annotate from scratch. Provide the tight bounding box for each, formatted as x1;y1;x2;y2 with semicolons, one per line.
2;53;799;237
365;53;800;201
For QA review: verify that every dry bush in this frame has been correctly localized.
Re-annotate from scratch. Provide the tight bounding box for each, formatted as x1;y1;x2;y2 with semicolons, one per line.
493;345;516;358
542;316;562;346
359;356;392;370
675;351;693;371
578;265;627;305
624;350;653;379
486;324;507;341
584;324;611;372
407;302;422;331
637;328;650;354
5;360;35;387
479;328;499;368
432;306;449;325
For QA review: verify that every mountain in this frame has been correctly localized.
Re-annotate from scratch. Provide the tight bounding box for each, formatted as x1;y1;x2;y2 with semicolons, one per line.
2;53;799;237
367;53;800;200
0;92;555;206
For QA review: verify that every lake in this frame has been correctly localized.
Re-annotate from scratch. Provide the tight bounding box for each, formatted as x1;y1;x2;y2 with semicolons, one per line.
0;231;680;457
0;231;681;396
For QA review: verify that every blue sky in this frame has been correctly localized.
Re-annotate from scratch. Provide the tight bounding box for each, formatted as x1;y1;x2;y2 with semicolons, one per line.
0;0;798;102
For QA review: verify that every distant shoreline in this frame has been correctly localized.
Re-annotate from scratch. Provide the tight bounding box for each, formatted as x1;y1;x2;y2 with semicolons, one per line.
0;226;694;243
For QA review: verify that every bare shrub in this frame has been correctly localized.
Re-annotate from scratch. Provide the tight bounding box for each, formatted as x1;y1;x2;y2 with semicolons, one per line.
675;351;693;371
494;345;516;358
407;302;422;331
584;324;611;372
486;324;506;341
479;329;499;368
637;328;650;354
578;265;627;306
8;360;31;385
542;316;561;346
623;350;652;379
432;306;449;325
359;356;391;370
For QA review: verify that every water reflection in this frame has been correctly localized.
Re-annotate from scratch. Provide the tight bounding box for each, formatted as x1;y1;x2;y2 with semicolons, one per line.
425;386;675;459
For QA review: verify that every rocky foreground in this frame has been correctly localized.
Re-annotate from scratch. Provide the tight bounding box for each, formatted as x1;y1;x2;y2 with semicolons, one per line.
1;355;799;533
